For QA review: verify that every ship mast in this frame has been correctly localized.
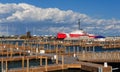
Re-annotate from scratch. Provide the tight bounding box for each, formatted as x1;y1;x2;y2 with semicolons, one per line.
78;19;81;30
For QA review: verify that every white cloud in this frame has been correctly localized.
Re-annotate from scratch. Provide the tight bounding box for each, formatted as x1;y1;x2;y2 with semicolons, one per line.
0;3;90;23
0;3;120;36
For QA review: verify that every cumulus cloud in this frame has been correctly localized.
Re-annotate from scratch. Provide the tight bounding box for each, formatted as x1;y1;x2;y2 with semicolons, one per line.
0;3;120;36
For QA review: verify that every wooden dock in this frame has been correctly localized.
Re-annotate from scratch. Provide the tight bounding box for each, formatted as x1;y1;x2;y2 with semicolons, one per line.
0;38;120;72
77;51;120;62
2;55;112;72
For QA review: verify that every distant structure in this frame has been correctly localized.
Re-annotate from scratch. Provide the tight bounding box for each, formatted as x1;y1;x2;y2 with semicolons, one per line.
26;31;31;38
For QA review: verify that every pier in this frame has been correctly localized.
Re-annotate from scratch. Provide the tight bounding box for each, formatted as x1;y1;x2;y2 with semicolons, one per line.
0;37;120;72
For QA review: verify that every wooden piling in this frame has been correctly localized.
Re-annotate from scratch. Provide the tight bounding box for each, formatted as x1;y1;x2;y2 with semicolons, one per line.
1;58;3;72
5;60;8;72
62;55;64;69
27;58;29;72
102;66;112;72
45;57;48;71
22;57;24;69
56;55;58;64
40;57;42;66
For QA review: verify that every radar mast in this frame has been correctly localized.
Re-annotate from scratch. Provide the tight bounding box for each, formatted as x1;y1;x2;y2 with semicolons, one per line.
78;19;82;30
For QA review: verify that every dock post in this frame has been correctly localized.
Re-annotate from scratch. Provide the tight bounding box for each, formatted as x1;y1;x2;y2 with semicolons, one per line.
89;46;91;52
93;46;95;52
5;60;8;72
1;58;3;72
45;57;48;71
56;44;58;54
102;62;112;72
104;62;108;67
40;57;42;66
64;46;66;54
22;43;25;55
56;55;58;64
19;51;21;56
73;46;75;54
82;50;85;60
77;46;79;53
22;57;24;69
98;67;102;72
62;55;64;69
27;58;29;72
36;47;38;53
68;47;70;55
102;66;112;72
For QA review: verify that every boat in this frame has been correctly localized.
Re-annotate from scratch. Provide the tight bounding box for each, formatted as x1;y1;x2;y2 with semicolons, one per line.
57;30;96;40
56;19;105;40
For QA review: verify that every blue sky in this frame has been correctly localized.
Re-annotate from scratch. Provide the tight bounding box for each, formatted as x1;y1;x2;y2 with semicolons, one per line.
1;0;120;19
0;0;120;36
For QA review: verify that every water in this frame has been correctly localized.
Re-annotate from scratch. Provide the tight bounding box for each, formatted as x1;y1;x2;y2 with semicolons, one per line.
109;63;120;72
48;68;89;72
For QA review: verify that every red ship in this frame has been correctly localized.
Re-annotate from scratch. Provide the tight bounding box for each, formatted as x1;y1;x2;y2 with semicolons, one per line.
57;19;104;40
57;30;96;40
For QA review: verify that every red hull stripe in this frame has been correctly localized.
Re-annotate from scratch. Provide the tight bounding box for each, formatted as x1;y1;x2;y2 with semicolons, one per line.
57;33;66;39
69;34;85;37
89;36;96;38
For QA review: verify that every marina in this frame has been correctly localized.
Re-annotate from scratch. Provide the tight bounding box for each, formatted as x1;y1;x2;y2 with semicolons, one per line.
0;37;120;72
0;0;120;72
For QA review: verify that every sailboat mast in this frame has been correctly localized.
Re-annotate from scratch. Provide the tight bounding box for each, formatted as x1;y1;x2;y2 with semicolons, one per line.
78;19;80;30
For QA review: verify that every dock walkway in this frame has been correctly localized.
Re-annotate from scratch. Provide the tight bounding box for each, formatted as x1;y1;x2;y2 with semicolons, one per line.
3;53;112;72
